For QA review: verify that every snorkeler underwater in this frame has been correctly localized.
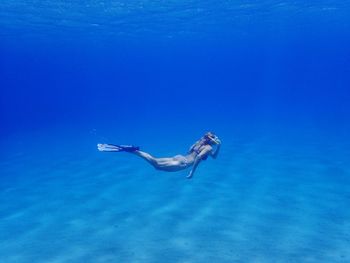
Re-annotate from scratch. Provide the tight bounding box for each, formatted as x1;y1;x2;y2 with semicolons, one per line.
1;1;349;262
98;132;221;179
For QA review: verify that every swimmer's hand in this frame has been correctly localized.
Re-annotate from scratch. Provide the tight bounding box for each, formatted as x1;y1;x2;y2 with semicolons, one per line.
187;157;201;179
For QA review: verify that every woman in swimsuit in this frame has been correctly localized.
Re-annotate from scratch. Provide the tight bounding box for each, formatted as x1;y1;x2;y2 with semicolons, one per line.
97;132;221;179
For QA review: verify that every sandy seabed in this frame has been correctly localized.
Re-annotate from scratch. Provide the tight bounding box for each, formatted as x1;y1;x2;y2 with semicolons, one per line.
1;131;349;263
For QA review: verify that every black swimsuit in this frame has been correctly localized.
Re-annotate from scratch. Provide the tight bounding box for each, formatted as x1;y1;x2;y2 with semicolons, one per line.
190;144;208;160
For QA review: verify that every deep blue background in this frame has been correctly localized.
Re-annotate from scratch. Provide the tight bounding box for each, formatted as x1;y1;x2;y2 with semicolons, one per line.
1;1;349;138
1;3;350;262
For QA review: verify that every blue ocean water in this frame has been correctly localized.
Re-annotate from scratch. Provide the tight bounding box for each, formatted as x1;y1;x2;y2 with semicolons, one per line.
1;1;350;262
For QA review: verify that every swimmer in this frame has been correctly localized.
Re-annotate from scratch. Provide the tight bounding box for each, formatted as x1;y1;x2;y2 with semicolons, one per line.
97;132;221;179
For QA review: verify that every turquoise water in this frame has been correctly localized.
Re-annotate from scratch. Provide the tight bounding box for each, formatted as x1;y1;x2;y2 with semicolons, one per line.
1;127;349;262
1;1;350;262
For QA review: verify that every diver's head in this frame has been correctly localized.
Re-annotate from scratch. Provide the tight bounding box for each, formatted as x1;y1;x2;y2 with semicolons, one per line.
203;132;220;145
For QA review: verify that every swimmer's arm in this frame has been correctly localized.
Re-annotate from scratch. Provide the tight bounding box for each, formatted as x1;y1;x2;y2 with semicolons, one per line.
186;147;210;179
211;143;221;159
187;156;201;179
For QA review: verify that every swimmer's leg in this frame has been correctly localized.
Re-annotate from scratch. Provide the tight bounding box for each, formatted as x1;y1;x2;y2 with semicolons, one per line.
98;144;163;169
133;152;182;171
132;150;159;168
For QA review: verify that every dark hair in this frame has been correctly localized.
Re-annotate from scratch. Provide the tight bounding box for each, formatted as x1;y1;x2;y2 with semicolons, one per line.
203;132;219;145
204;132;215;139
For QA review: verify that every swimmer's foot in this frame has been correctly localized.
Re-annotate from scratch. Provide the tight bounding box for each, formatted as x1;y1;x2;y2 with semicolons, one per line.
97;144;139;152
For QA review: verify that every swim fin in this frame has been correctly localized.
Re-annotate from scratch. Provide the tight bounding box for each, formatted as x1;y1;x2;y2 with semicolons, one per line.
97;144;139;152
117;145;140;152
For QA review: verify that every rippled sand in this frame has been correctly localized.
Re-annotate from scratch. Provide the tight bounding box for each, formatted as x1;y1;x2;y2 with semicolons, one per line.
1;131;349;262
